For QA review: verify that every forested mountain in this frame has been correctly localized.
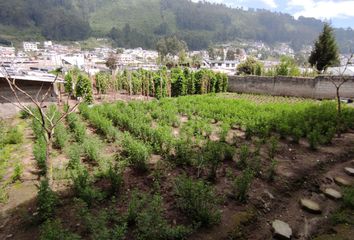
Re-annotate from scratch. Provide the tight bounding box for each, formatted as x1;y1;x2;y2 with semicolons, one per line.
0;0;353;52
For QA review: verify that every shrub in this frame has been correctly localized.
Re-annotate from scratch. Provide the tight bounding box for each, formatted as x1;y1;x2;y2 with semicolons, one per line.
53;123;69;150
33;137;47;175
95;72;110;94
122;133;150;172
174;176;220;227
291;127;303;143
11;163;23;183
106;164;123;196
40;220;81;240
232;168;254;203
4;127;23;145
203;141;235;181
67;113;86;143
76;200;127;240
308;130;320;150
76;74;93;103
267;159;278;181
135;194;191;240
267;136;279;159
71;167;103;206
37;180;58;222
172;139;195;166
237;57;264;76
66;144;82;170
19;109;31;119
238;145;250;170
126;190;147;225
82;138;101;162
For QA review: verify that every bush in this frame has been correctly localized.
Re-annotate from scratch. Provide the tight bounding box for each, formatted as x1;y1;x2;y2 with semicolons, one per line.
34;137;47;175
67;113;86;143
308;130;320;150
76;200;127;240
174;176;220;227
135;194;191;240
40;220;81;240
37;180;58;222
267;159;278;181
232;168;254;202
122;133;150;172
11;163;23;183
19;109;31;119
76;74;93;103
53;123;69;150
126;190;147;225
202;141;235;181
66;144;82;170
4;127;23;145
237;57;264;76
71;167;103;206
106;164;123;196
82;138;101;162
238;145;250;170
172;139;195;166
267;136;279;159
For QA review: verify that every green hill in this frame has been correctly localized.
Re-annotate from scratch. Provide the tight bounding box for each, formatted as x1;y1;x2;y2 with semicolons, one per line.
0;0;353;52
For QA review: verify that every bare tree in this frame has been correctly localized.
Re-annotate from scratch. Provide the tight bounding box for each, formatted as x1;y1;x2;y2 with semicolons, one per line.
0;67;81;185
328;53;354;137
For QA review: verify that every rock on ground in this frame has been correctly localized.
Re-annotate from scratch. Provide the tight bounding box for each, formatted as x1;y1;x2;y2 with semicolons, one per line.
272;220;292;239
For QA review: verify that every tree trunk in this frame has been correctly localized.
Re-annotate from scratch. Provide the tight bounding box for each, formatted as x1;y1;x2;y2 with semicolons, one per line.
45;133;54;186
336;87;342;138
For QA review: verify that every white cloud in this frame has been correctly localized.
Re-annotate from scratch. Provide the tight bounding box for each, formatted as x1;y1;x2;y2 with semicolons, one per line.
261;0;277;8
288;0;354;20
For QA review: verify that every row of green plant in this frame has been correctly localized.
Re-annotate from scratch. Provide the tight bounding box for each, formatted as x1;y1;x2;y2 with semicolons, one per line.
39;173;226;240
79;104;152;172
97;94;354;150
94;67;228;99
173;95;354;149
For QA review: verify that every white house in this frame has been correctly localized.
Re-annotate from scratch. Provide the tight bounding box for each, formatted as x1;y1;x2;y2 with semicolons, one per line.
0;46;16;58
203;60;239;71
23;42;40;52
44;41;53;49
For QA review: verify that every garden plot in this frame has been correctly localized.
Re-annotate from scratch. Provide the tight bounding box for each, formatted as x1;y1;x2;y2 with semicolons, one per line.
1;93;354;240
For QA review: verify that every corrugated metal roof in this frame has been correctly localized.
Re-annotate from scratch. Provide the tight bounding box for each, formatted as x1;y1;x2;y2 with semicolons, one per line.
0;72;64;83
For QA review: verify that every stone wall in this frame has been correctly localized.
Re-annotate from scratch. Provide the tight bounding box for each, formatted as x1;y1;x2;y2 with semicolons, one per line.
228;75;354;99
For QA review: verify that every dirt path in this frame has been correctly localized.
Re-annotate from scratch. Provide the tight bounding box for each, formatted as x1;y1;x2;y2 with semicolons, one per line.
0;120;38;213
190;133;354;240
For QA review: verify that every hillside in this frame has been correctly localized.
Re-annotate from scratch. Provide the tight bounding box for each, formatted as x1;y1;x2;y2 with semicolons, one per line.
0;0;353;51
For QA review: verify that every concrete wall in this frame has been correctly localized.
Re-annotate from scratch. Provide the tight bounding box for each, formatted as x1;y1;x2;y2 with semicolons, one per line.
0;78;57;118
0;78;57;103
228;75;354;99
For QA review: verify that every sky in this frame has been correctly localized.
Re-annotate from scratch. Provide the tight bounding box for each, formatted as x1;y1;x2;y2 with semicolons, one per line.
192;0;354;28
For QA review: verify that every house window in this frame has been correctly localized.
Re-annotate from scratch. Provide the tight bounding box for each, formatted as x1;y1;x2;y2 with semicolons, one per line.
226;64;230;67
218;63;222;66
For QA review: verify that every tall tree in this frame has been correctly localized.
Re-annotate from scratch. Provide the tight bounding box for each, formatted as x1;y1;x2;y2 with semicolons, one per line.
309;23;340;72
